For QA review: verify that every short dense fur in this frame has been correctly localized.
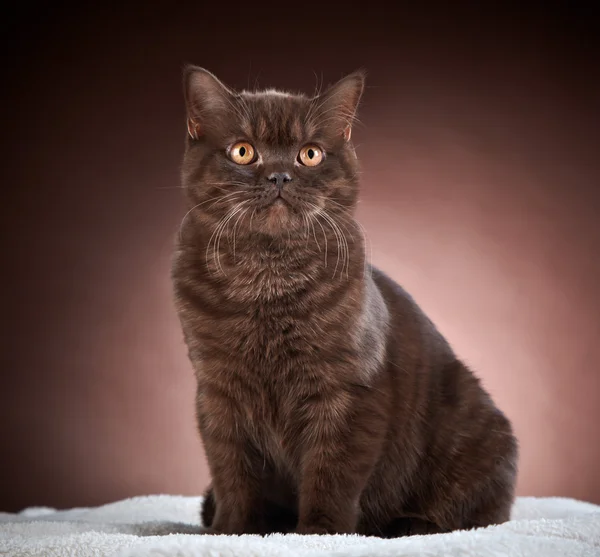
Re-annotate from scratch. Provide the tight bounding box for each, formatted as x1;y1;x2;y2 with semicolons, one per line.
171;66;518;537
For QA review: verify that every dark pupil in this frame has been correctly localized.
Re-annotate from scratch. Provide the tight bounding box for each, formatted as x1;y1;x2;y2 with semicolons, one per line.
308;149;314;159
239;146;246;157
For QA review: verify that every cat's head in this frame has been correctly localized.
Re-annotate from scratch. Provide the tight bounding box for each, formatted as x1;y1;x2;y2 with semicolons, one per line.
181;66;364;240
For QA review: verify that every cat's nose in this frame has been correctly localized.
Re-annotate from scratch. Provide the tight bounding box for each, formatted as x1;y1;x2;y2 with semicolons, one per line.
267;172;292;189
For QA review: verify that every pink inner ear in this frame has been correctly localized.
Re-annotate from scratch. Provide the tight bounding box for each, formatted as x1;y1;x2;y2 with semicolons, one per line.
187;118;201;140
343;125;352;142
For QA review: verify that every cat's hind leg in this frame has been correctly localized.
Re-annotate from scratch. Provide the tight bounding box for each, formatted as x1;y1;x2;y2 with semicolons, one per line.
200;484;216;528
359;514;448;538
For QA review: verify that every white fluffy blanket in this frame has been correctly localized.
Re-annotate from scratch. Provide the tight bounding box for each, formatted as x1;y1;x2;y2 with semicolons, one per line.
1;495;599;557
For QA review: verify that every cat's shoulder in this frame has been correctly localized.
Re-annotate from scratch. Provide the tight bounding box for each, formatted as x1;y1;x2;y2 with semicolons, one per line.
368;265;415;303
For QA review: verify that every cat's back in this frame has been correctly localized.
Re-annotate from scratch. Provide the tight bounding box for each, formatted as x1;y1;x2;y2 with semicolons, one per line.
368;265;456;366
367;264;517;501
367;264;499;412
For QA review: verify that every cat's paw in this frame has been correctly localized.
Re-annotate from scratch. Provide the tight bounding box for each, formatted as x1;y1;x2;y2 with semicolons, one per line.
295;524;332;535
198;526;219;535
211;514;263;535
295;522;354;536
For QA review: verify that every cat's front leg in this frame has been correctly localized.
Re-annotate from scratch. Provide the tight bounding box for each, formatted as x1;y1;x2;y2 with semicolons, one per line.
203;459;261;536
294;391;385;535
196;388;262;535
295;451;371;535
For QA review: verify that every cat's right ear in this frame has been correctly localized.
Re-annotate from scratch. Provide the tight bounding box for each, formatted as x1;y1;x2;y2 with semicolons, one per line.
311;70;366;143
183;65;234;139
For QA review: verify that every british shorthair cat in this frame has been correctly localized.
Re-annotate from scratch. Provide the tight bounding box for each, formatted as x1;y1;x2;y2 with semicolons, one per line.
171;66;518;537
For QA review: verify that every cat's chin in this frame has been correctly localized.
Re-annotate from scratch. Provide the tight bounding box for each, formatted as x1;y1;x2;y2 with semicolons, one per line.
259;200;295;235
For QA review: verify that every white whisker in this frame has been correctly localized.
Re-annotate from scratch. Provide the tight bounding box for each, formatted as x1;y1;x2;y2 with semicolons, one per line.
230;206;250;260
212;201;249;275
320;209;349;279
178;192;245;242
206;203;245;275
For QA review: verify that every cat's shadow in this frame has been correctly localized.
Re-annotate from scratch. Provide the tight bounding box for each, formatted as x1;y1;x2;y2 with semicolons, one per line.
125;521;215;536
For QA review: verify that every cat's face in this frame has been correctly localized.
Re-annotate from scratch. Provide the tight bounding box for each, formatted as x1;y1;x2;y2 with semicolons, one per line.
181;67;364;240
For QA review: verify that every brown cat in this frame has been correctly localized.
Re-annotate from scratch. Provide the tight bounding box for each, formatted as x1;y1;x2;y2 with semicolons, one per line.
171;66;518;537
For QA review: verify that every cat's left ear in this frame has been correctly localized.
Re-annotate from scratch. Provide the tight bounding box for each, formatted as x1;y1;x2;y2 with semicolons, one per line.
315;70;365;142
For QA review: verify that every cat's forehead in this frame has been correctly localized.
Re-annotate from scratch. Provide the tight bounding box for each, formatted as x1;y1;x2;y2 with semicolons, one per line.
237;90;313;146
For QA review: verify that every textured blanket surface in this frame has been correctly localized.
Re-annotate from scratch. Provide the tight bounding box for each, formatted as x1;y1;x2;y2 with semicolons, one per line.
1;495;599;557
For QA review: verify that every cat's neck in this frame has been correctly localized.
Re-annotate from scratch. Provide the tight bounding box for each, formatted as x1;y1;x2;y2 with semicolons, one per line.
184;223;367;303
225;226;364;277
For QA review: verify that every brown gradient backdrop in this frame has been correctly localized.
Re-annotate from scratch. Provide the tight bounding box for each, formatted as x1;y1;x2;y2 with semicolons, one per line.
1;4;599;512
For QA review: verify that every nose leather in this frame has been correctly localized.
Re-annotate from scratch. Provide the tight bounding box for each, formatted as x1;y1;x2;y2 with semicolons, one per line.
267;172;292;188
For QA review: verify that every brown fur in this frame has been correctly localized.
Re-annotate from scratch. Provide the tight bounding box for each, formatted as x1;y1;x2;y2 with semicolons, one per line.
171;66;518;537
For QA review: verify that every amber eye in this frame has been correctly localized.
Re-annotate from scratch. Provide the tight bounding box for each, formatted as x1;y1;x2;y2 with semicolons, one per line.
229;142;256;165
298;145;323;167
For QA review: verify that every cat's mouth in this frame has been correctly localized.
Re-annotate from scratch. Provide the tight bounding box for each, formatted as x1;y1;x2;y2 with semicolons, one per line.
269;191;292;208
263;193;294;229
254;191;304;234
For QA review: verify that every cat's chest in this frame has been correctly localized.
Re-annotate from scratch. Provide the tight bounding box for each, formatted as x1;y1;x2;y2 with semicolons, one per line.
229;311;319;382
216;267;322;361
226;256;315;303
238;377;309;472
